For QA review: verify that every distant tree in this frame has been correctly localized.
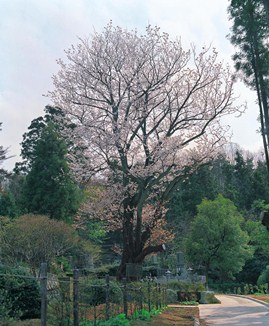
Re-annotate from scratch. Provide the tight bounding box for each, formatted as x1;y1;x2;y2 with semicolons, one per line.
184;194;253;285
0;122;9;181
232;151;255;210
49;24;241;277
237;216;269;283
257;264;269;285
253;161;269;202
0;191;18;218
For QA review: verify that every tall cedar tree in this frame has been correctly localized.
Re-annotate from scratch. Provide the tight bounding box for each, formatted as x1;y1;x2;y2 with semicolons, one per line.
228;0;269;174
17;108;81;221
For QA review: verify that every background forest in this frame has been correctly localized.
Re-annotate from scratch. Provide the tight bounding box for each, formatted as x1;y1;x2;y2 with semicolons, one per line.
1;105;269;287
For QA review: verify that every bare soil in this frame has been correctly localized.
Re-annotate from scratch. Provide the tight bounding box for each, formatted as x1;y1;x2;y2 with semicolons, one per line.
246;294;269;303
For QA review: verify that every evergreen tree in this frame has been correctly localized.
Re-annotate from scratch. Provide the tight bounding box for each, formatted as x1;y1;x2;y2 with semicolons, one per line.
14;106;65;174
0;122;9;181
23;121;81;221
0;191;18;218
15;107;82;221
228;0;269;173
253;160;269;202
232;151;255;210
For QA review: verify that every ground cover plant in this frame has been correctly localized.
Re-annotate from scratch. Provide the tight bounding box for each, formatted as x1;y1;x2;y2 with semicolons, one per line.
131;306;199;326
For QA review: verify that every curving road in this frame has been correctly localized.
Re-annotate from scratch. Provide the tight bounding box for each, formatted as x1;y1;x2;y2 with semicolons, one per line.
199;295;269;325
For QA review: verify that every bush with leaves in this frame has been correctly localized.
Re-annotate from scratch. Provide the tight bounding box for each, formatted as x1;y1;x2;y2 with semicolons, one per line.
0;215;81;276
0;265;40;320
80;278;123;305
257;265;269;286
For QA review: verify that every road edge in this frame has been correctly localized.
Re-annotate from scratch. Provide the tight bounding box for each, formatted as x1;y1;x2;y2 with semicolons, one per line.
229;294;269;307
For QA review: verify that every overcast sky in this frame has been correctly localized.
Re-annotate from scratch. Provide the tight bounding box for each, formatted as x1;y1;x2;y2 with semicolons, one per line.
0;0;262;171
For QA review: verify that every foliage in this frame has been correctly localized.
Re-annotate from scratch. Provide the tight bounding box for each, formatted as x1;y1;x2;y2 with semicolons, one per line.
183;194;253;284
166;151;261;247
228;0;269;170
131;308;161;320
49;23;240;275
84;314;131;326
47;298;72;326
0;190;19;217
0;215;80;275
0;265;40;320
257;265;269;285
0;288;19;322
79;278;123;305
0;122;9;180
236;253;269;284
166;289;178;303
131;309;151;321
15;106;82;222
179;301;199;305
245;219;269;255
166;280;205;292
23;122;82;221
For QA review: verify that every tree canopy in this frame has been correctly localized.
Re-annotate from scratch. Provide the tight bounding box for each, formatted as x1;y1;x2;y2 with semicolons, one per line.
15;107;82;221
228;0;269;172
183;194;253;285
0;215;79;275
49;24;241;277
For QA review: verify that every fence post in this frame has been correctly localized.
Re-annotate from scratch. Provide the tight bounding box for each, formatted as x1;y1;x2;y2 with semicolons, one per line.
147;280;151;312
105;274;110;320
162;285;165;307
140;286;143;312
73;269;79;326
157;283;159;309
123;277;128;318
40;262;47;326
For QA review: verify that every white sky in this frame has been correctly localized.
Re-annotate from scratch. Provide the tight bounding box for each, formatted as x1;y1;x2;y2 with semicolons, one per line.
0;0;262;171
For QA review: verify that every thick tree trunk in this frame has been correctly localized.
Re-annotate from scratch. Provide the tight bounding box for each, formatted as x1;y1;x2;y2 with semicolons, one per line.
117;243;166;280
116;215;166;280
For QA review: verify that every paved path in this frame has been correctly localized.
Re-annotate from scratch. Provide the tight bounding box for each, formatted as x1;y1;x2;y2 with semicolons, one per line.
199;295;269;325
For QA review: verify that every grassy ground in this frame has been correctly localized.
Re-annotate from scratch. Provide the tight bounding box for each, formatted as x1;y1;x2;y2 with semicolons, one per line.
10;306;200;326
131;305;200;326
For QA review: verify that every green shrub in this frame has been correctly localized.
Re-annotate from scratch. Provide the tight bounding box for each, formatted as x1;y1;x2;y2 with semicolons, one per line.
84;313;131;326
166;280;205;292
0;288;22;322
80;278;122;305
132;309;151;321
0;265;40;320
180;301;199;305
258;266;269;286
166;289;178;303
